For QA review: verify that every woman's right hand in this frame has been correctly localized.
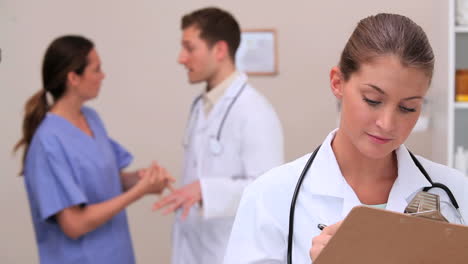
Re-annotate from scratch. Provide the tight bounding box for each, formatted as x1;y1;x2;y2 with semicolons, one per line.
310;221;342;262
136;162;175;195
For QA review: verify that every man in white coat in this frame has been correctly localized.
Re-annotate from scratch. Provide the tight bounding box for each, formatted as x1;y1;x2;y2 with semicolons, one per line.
153;7;284;264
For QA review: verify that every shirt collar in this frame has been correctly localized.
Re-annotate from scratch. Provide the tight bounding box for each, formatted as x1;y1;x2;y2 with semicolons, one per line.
203;70;240;112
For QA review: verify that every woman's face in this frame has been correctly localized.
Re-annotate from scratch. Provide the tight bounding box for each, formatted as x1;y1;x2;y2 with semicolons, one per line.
70;48;105;101
331;55;430;159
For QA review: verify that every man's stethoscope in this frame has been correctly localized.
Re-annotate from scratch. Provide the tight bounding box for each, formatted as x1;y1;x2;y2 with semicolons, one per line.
183;82;247;155
287;145;465;264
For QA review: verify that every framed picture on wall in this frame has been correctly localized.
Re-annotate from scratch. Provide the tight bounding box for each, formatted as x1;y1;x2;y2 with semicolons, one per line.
235;29;278;76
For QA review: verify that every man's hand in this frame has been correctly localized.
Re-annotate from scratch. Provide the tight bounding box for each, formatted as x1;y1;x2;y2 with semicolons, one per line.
153;181;202;220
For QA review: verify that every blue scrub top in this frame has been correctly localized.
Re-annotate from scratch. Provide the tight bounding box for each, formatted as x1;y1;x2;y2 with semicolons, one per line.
24;106;135;264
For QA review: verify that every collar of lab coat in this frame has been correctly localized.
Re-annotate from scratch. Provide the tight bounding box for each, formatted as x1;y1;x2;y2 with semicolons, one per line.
306;129;432;217
221;71;248;99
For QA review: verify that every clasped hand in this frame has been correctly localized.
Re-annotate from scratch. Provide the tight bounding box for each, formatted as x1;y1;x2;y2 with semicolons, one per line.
136;162;175;195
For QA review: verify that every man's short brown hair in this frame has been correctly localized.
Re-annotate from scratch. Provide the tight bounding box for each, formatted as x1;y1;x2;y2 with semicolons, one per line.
182;7;241;61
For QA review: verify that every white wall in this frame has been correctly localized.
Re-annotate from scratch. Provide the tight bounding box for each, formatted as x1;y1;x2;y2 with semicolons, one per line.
0;0;448;263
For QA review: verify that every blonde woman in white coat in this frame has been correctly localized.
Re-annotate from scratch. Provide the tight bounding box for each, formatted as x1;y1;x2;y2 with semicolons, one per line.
224;13;468;264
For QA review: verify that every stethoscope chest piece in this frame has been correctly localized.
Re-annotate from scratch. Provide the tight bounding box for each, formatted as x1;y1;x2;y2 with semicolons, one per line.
209;136;222;155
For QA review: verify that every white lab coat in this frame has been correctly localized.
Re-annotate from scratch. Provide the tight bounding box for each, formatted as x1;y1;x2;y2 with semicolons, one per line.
172;73;284;264
224;129;468;264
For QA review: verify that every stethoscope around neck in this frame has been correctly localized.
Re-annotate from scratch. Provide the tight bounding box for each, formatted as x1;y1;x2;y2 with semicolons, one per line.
183;82;247;155
286;145;464;264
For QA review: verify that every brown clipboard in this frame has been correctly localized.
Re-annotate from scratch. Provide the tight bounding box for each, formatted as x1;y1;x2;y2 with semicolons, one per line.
315;206;468;264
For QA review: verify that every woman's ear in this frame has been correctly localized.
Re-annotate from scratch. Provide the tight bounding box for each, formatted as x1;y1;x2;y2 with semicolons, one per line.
330;66;344;100
66;71;80;88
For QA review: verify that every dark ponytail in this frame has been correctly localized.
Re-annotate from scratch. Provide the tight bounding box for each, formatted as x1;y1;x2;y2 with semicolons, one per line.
14;35;94;175
13;90;49;158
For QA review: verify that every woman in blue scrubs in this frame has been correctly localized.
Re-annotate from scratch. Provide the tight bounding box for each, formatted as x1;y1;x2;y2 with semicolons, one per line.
14;35;172;264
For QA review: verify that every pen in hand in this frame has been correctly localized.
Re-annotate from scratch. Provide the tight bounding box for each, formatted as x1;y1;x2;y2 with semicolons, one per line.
317;223;327;231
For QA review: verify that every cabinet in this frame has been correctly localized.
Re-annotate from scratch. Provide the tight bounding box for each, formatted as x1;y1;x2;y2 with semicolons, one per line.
448;0;468;168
